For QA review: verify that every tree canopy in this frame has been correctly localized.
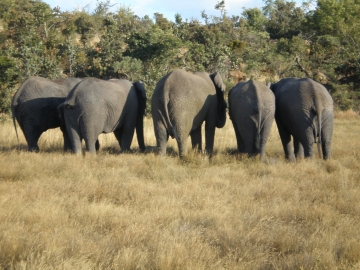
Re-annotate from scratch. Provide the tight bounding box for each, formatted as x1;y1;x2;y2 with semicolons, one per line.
0;0;360;114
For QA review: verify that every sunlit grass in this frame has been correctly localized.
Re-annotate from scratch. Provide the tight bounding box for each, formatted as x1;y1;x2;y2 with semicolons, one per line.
0;111;359;269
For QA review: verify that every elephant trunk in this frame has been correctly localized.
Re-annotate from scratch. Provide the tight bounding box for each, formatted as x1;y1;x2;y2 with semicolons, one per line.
134;81;147;151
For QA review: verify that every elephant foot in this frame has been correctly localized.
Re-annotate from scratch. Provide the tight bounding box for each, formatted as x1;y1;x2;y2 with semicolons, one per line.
287;156;296;163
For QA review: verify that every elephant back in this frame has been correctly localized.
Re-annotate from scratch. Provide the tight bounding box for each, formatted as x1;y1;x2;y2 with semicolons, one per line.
273;78;332;113
229;80;275;121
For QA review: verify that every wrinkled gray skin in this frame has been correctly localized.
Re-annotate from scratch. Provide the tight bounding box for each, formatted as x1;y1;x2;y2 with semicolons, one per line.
151;69;227;158
11;76;84;152
270;77;334;161
58;78;146;154
228;80;275;161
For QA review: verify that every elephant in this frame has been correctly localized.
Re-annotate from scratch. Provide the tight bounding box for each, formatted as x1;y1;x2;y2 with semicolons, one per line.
57;77;146;154
269;77;334;161
228;80;275;161
151;69;227;158
11;76;84;152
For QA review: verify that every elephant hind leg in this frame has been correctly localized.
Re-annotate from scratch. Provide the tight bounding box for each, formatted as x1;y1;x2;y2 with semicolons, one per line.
66;126;82;155
299;126;315;159
114;127;135;152
231;120;245;153
60;125;72;152
257;117;274;162
114;127;124;150
244;128;257;157
276;119;295;162
190;126;202;153
95;139;100;151
321;117;333;160
177;137;188;159
79;121;100;155
321;140;332;160
293;138;304;159
84;137;97;154
22;122;42;152
204;124;216;156
154;121;168;156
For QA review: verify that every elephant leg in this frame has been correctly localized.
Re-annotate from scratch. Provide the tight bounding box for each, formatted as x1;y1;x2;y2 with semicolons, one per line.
177;136;188;158
66;126;82;155
321;118;334;160
231;120;245;153
95;139;100;152
321;139;332;160
204;123;216;155
293;138;304;159
116;126;135;152
121;131;135;152
84;136;100;153
123;117;137;152
300;126;315;159
60;125;72;152
244;126;257;158
79;124;97;154
22;122;41;152
276;119;295;162
154;121;168;156
84;137;97;154
236;134;246;154
114;128;124;150
190;126;202;152
259;121;273;162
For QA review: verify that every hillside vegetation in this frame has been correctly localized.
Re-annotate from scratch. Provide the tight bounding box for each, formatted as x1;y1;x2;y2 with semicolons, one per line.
0;112;359;269
0;0;360;114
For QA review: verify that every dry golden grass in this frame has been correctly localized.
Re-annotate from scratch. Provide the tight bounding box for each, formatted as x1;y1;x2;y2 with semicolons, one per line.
0;112;360;269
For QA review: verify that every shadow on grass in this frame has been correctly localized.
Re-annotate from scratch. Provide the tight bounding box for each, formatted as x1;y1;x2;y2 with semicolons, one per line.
223;147;281;164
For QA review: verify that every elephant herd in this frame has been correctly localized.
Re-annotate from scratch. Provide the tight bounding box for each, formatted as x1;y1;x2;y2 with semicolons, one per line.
11;69;334;162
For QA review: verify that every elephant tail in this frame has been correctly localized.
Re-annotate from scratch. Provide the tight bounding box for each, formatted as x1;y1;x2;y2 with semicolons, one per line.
162;89;178;141
11;84;24;145
255;109;262;153
11;104;20;145
57;101;74;110
57;102;68;127
314;88;324;158
316;108;322;158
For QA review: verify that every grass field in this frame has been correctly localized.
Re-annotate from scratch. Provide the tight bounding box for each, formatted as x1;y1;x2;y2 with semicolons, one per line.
0;111;360;269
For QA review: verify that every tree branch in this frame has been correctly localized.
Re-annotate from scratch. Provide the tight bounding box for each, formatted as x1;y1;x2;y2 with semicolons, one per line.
294;54;312;78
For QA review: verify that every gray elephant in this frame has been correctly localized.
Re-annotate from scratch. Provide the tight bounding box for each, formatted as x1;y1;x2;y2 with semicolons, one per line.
270;77;334;161
228;80;275;161
58;78;146;154
151;69;227;158
11;76;84;151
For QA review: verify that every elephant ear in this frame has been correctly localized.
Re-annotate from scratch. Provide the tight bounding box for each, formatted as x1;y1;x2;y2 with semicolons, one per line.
210;72;227;128
133;81;147;151
210;72;226;91
269;82;278;94
133;81;146;99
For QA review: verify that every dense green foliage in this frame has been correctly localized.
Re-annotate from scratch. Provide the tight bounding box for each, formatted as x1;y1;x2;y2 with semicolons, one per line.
1;0;360;114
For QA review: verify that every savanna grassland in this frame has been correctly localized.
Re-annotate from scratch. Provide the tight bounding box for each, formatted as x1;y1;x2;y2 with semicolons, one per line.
0;112;360;270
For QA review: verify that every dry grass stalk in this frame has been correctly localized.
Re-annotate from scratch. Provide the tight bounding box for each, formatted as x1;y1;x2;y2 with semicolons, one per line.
0;114;359;269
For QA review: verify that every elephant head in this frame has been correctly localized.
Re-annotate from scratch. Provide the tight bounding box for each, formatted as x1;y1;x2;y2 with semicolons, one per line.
133;81;147;151
210;72;227;128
